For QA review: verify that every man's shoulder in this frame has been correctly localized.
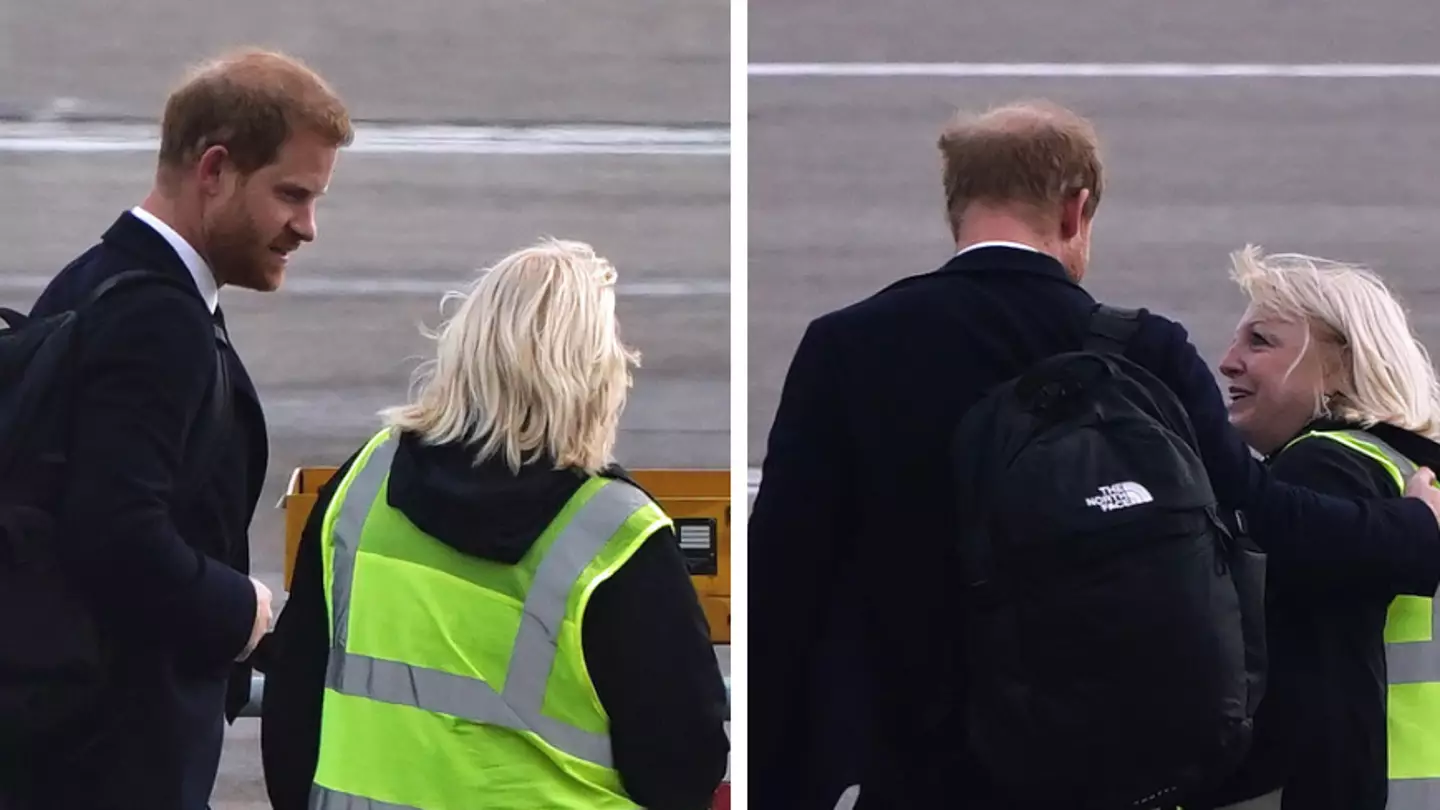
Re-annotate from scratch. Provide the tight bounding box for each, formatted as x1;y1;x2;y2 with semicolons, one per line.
29;242;106;315
1130;307;1183;331
37;248;202;319
808;264;972;332
32;211;192;313
30;262;214;380
1119;306;1193;357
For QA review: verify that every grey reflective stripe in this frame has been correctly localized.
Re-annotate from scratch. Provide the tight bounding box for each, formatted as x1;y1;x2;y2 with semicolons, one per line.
325;648;615;765
328;648;529;729
1333;429;1420;483
503;479;653;711
1387;777;1440;810
324;434;653;768
1387;603;1440;682
310;784;421;810
330;436;399;649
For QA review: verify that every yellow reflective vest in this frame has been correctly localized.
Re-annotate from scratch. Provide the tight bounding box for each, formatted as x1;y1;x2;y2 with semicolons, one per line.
1282;428;1440;809
308;427;672;809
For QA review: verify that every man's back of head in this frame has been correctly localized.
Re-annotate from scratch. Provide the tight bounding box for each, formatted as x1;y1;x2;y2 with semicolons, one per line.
937;99;1104;282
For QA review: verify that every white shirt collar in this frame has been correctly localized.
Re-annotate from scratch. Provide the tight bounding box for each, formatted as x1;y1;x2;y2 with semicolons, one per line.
955;240;1043;257
129;206;219;314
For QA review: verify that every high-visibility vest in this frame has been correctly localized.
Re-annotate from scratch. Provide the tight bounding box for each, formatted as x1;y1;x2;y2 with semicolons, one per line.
308;427;672;809
1282;428;1440;808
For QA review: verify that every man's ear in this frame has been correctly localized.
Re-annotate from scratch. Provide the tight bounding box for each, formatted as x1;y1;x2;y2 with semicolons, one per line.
1059;188;1091;240
196;144;232;197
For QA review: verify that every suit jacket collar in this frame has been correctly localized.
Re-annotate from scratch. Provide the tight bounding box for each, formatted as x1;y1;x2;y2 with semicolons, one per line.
936;244;1079;287
99;211;206;304
128;206;219;314
99;210;266;440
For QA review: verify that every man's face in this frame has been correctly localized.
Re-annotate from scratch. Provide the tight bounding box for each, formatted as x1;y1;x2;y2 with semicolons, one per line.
202;129;338;291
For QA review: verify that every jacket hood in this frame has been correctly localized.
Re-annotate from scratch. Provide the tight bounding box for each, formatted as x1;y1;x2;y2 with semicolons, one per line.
382;430;639;565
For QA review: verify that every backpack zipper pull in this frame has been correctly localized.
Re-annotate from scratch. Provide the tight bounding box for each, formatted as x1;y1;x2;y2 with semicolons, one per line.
1206;505;1232;575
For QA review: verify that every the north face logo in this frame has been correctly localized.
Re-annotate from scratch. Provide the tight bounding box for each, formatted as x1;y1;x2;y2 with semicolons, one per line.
1085;481;1154;512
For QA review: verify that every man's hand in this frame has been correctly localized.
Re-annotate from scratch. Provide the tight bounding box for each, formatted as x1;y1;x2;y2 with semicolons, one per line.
1404;467;1440;524
237;577;273;662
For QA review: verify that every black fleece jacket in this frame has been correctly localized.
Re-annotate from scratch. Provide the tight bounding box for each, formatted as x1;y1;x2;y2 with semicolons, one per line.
255;430;730;809
1200;419;1440;810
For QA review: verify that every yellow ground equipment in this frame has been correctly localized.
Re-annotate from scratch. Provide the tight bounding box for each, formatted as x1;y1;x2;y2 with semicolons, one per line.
279;466;731;644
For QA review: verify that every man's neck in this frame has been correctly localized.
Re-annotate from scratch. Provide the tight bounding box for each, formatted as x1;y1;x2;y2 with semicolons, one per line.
132;189;223;311
138;189;204;256
954;232;1050;256
952;210;1054;255
955;239;1043;257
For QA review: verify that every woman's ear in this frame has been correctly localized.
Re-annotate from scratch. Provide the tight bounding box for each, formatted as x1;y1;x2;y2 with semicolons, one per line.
1320;342;1353;408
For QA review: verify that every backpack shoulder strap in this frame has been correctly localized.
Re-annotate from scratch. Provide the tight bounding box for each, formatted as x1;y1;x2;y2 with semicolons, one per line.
1084;303;1144;356
81;268;231;502
81;268;191;310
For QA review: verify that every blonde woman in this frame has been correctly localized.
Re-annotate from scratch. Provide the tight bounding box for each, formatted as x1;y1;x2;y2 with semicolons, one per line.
256;238;730;810
1196;247;1440;810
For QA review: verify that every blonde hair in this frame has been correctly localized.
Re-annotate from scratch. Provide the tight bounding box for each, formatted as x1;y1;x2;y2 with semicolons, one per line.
1229;244;1440;440
380;237;641;474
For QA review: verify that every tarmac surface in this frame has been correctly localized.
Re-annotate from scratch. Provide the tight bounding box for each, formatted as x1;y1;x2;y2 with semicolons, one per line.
748;0;1440;467
0;0;727;126
2;1;728;806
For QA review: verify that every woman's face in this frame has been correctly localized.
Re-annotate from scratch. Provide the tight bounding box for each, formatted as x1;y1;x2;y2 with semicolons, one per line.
1218;303;1333;456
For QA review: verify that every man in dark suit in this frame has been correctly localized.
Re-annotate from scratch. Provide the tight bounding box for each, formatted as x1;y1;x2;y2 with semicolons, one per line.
747;100;1440;809
10;49;352;810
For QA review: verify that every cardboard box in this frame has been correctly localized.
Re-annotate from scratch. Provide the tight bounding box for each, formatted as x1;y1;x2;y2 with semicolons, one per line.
279;465;731;644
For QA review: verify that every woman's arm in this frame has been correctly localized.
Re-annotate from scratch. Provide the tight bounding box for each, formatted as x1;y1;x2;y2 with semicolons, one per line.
1266;436;1432;595
259;454;356;810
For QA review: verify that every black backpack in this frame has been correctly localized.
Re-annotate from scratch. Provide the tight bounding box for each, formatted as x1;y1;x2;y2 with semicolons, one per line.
0;269;231;756
951;304;1267;810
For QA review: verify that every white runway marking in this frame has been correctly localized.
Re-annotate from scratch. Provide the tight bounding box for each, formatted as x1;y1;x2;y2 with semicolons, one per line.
749;62;1440;78
0;275;727;298
0;121;730;156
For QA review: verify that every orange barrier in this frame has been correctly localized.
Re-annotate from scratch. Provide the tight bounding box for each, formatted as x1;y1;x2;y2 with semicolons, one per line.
280;466;731;644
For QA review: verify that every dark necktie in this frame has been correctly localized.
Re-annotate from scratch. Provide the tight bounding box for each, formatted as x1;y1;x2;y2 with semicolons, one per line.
212;305;230;348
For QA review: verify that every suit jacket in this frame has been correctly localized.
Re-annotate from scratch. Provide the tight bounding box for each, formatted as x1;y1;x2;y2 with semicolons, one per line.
17;211;268;810
747;246;1440;809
